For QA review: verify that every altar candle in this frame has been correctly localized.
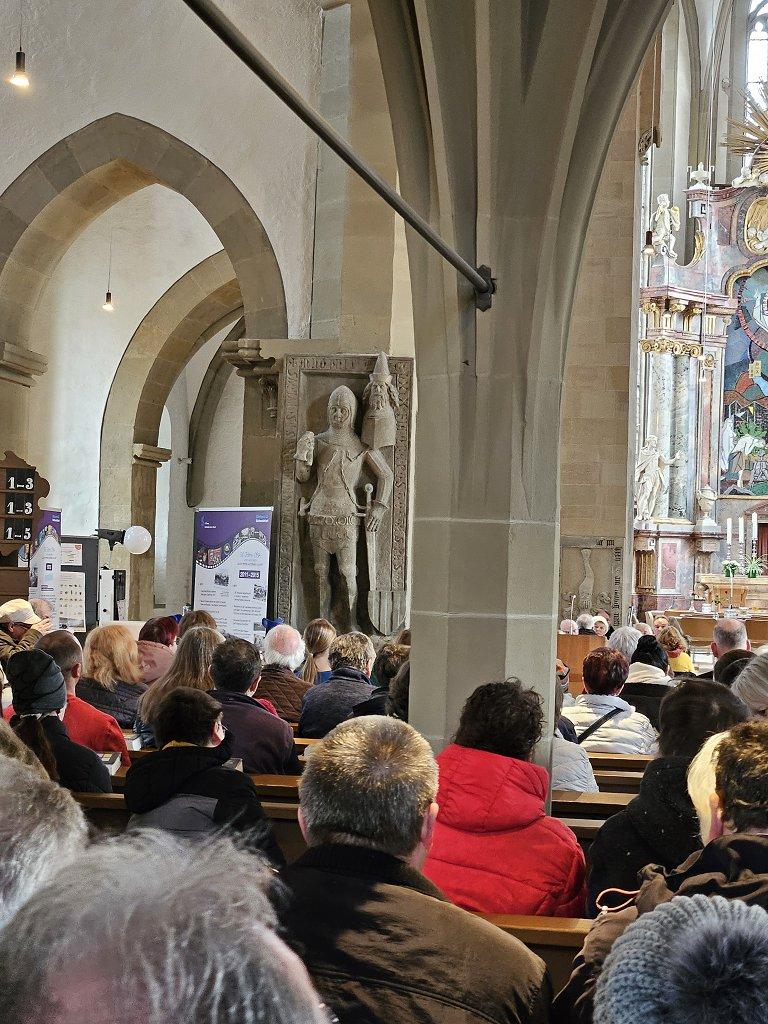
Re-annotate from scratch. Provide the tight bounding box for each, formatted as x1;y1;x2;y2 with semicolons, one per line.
727;517;732;545
754;513;759;544
739;517;745;544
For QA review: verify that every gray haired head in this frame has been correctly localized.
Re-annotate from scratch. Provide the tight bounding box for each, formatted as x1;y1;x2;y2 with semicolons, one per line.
607;626;642;661
713;618;748;655
576;612;595;631
300;716;438;858
0;754;87;927
0;830;329;1024
732;652;768;715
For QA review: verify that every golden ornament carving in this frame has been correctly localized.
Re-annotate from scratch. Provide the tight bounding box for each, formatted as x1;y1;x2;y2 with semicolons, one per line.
640;337;703;358
744;196;768;254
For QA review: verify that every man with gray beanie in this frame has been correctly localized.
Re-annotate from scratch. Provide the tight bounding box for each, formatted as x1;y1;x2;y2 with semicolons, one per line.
6;649;111;792
593;895;768;1024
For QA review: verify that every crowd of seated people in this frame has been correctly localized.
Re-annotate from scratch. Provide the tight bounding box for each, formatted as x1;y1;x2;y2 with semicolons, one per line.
3;593;768;1020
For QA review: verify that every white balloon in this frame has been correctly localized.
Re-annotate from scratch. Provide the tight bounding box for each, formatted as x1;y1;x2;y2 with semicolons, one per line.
122;525;152;555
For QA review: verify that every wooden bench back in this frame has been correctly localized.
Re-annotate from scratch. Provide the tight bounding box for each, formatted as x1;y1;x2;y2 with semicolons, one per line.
482;913;590;989
556;634;604;692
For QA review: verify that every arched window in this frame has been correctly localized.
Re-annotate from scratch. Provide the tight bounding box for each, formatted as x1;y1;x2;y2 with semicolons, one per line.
748;0;768;100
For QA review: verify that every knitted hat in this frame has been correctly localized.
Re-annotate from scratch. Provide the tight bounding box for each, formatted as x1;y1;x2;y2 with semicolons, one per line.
6;650;66;716
594;894;768;1024
714;648;755;687
261;617;284;634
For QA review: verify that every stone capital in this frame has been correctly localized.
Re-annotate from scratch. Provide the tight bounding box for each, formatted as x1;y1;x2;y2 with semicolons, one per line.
132;444;172;469
0;340;47;387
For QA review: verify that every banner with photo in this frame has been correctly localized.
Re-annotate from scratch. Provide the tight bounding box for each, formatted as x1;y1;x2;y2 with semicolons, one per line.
29;509;62;628
192;507;273;642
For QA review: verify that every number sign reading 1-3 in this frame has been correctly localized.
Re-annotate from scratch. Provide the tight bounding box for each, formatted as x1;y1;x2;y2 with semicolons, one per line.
5;496;33;515
5;469;34;491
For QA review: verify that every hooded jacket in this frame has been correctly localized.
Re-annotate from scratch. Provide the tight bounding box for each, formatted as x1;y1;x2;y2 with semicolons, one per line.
560;693;657;755
136;640;174;686
423;744;586;917
255;663;310;721
209;688;301;774
281;843;552;1024
552;834;768;1024
123;738;284;864
76;676;146;730
621;664;673;729
4;695;131;766
585;755;701;915
0;624;44;669
298;666;375;738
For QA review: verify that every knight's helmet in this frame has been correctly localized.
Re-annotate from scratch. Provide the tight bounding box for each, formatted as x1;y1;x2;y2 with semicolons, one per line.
371;351;392;384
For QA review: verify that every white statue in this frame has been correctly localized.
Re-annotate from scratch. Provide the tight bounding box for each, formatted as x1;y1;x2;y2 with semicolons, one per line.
689;162;712;189
721;413;736;475
635;435;683;521
733;160;762;188
651;194;681;260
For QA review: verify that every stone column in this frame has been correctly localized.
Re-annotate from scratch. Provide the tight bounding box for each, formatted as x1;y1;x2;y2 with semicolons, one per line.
646;351;674;516
668;353;691;518
128;444;172;619
0;343;47;459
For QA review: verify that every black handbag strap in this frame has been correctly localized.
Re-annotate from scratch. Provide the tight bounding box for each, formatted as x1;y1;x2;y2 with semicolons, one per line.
576;707;623;745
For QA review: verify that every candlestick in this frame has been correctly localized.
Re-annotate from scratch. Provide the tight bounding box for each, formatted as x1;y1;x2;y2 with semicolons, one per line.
727;517;733;545
753;512;758;542
739;516;745;544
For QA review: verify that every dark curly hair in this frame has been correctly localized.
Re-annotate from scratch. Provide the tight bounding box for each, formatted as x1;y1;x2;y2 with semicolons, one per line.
371;644;410;690
454;679;544;761
658;678;750;758
715;719;768;834
583;648;629;695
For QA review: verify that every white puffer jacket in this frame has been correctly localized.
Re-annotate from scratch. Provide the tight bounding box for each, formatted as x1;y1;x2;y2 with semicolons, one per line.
551;732;599;792
561;693;658;755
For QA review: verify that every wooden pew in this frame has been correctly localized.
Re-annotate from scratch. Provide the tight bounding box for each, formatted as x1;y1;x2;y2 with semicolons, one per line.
482;914;589;989
587;752;652;773
592;770;642;794
550;790;632;819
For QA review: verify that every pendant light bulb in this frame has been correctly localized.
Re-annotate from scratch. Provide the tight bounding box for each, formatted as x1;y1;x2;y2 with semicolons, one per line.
102;290;114;312
9;50;28;88
642;230;655;257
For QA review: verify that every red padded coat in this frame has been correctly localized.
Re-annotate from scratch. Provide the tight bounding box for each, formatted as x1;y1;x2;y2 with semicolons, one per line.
423;744;586;918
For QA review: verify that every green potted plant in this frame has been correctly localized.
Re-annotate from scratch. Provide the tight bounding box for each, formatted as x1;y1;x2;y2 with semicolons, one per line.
744;554;768;579
722;559;741;578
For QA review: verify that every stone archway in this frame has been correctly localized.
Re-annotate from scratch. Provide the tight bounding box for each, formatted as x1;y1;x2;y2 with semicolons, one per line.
0;113;287;455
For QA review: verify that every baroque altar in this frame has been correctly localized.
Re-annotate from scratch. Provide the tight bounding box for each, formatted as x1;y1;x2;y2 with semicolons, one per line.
633;161;768;613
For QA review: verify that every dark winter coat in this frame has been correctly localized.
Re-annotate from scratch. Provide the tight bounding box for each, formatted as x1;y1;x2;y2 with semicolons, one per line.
76;676;146;730
298;666;374;738
255;664;310;721
620;677;673;730
553;834;768;1024
586;755;701;915
350;684;389;717
209;688;301;774
123;738;284;864
38;715;112;793
280;843;552;1024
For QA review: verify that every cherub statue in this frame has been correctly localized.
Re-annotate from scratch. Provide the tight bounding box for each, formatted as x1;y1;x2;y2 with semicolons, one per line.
651;194;681;260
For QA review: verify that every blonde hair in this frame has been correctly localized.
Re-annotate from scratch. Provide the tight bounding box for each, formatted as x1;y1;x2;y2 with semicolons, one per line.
657;625;687;655
687;731;727;843
301;618;337;684
83;624;142;690
138;626;224;723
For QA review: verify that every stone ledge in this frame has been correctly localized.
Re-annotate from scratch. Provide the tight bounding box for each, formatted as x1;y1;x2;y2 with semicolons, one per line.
0;340;47;386
132;443;172;468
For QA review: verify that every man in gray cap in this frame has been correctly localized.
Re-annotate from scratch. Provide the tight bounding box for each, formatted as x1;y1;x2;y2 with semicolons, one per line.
0;599;52;669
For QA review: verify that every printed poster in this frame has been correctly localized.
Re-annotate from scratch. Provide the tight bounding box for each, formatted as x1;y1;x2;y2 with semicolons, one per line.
29;509;61;628
192;507;272;642
59;571;86;631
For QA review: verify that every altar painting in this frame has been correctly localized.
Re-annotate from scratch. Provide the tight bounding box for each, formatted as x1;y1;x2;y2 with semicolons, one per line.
721;267;768;495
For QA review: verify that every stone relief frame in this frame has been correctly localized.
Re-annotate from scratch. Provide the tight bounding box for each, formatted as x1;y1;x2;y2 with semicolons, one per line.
276;353;413;631
559;537;624;625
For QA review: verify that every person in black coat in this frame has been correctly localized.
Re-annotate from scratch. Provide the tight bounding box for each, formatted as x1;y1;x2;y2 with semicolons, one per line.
6;649;111;793
586;678;750;915
124;686;284;865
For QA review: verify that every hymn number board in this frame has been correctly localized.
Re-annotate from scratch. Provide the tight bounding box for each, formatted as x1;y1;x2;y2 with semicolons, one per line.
0;452;49;554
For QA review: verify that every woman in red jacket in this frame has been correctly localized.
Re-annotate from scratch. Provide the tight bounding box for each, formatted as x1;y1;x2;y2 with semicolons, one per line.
423;679;586;917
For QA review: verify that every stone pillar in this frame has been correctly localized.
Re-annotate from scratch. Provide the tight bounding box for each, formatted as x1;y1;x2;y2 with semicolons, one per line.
647;351;674;516
668;354;691;518
128;444;172;619
0;343;47;459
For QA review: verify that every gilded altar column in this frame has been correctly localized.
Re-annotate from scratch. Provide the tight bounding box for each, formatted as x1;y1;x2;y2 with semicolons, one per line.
646;349;674;517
